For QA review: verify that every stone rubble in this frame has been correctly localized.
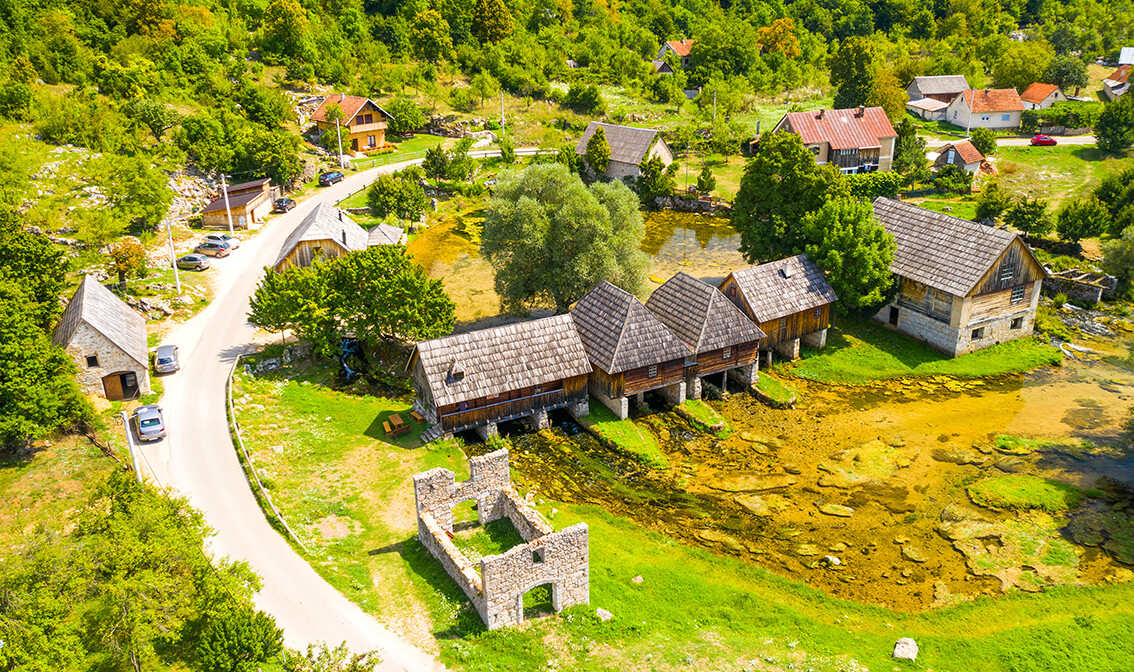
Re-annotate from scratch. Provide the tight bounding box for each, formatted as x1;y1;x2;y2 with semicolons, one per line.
893;637;918;661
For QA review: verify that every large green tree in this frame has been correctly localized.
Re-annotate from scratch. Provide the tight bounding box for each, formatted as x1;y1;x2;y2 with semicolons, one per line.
472;0;514;43
410;10;454;63
481;163;649;313
1043;56;1090;93
1004;195;1053;238
0;208;69;328
731;131;845;263
1096;95;1134;154
384;98;425;135
367;172;428;220
260;0;311;62
829;36;877;109
993;41;1055;92
802;198;896;311
1056;196;1109;243
976;181;1012;222
635;155;677;206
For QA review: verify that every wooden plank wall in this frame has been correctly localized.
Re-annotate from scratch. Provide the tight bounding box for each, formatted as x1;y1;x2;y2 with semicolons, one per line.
694;341;759;377
972;239;1045;297
757;304;830;348
276;239;347;271
969;283;1034;322
623;358;686;396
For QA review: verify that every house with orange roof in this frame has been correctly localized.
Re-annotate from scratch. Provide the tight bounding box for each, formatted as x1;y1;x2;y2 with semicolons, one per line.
1019;83;1068;110
657;39;694;69
770;106;897;173
945;89;1024;129
934;139;985;174
310;94;394;154
1104;64;1130;101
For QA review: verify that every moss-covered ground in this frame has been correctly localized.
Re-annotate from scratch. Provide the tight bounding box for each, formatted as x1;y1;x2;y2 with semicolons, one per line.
968;475;1088;513
576;398;669;468
677;398;732;437
756;372;796;403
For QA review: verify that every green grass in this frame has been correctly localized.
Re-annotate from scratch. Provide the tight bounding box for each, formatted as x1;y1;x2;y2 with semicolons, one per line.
756;373;796;404
451;517;526;561
1035;305;1075;341
350;134;446;171
677;399;732;437
909;192;979;221
576;399;668;469
784;316;1063;384
968;475;1086;513
995;145;1134;209
994;435;1052;454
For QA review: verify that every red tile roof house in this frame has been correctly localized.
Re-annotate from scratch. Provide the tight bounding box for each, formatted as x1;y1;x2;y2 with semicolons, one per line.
770;106;897;174
657;39;694;68
1019;83;1068;110
310;94;395;154
946;89;1024;129
934;139;985;174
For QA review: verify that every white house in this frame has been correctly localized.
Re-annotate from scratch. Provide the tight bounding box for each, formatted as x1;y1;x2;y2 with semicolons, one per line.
946;89;1024;129
575;122;674;180
657;39;694;69
1019;83;1068;110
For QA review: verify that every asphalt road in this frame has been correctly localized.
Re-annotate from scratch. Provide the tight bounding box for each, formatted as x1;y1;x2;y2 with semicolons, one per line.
925;134;1097;148
138;159;446;670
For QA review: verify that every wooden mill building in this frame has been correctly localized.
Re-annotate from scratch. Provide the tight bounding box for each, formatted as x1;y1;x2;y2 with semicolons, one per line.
273;203;371;272
718;254;838;361
646;272;766;398
872;197;1047;356
574;122;674;180
408;315;592;440
200;177;277;230
571;281;691;419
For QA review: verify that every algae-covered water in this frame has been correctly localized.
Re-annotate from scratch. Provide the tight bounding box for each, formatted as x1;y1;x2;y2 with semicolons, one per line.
468;343;1134;611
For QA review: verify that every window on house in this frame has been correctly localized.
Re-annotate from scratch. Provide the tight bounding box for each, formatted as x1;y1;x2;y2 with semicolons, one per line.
953;110;958;119
85;355;99;368
723;347;732;359
727;285;737;298
779;317;787;335
971;327;985;340
981;114;991;121
647;365;658;378
810;146;820;155
367;135;376;147
1001;113;1011;121
364;114;373;123
1011;317;1024;329
354;115;364;125
813;306;822;319
1011;285;1026;303
534;384;542;394
999;263;1016;281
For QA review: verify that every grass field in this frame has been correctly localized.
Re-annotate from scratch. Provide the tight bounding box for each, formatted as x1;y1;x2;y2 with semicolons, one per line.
576;399;669;468
783;316;1063;384
756;373;797;403
994;145;1134;209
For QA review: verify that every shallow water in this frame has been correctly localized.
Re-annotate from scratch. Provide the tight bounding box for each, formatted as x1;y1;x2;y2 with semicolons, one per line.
469;337;1134;611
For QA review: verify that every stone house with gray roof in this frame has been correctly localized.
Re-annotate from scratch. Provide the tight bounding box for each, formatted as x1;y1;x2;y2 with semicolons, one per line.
574;122;673;180
718;254;838;361
407;315;591;440
906;75;970;103
571;281;690;419
872;197;1047;356
646;272;766;398
53;275;150;401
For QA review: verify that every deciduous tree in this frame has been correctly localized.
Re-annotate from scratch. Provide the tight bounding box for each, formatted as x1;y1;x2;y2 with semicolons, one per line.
757;18;800;59
481;163;649;313
1043;56;1089;93
970;127;997;156
472;0;514;43
367;172;428;220
422;145;450;183
829;36;877;110
636;155;678;207
1004;195;1052;238
866;69;907;121
384;98;425;135
193;606;284;672
121;98;181;142
1056;196;1109;243
992;41;1054;93
1096;95;1134;154
802;198;896;310
975;181;1012;222
410;10;454;63
106;238;147;290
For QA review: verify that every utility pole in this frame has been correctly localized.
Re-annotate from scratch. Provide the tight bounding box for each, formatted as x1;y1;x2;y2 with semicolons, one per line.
164;217;180;295
335;120;344;170
221;173;235;237
965;90;973;137
713;90;717;125
500;92;505;135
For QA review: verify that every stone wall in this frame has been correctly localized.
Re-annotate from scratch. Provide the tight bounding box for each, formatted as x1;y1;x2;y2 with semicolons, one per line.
1043;269;1118;304
413;448;590;630
63;323;150;398
876;301;1035;357
875;303;961;356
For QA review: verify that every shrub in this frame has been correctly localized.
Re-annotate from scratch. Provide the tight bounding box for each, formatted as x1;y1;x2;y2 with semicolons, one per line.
1053;292;1068;308
934;163;973;194
564;83;605;115
970;127;997;156
844;171;903;199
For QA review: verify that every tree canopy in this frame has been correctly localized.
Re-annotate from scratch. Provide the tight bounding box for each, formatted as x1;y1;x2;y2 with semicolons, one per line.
802;198;896;311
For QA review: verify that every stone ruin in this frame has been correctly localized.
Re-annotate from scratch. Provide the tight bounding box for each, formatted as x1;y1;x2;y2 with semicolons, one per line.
413;448;589;630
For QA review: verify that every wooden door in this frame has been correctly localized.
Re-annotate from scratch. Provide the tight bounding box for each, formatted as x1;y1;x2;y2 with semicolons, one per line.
103;374;125;401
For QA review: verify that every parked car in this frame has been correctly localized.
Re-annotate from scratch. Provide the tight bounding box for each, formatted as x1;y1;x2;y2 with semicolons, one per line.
131;405;167;442
274;197;296;212
1030;134;1058;146
195;240;231;257
154;344;180;373
176;253;210;270
318;171;345;186
204;232;240;249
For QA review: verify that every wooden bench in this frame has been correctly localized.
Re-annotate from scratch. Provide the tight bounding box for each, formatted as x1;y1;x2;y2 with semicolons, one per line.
411;411;425;423
383;420;393;436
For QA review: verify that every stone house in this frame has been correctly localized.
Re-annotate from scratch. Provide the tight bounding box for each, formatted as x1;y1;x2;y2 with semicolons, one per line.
657;39;694;68
53;275;150;401
407;315;592;441
872;197;1047;357
770;107;897;174
311;94;394;153
645;272;766;399
574;122;674;180
946;89;1024;129
1103;64;1130;101
571;281;691;419
1019;83;1068;110
906;75;970;103
274;203;370;271
718;254;838;361
934;139;985;174
200;177;277;230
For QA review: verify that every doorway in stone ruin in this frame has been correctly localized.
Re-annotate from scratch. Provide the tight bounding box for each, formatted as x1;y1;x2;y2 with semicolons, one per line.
518;581;558;621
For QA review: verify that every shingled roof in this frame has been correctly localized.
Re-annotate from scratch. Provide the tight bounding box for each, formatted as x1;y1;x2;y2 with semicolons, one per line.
571;281;690;374
872;197;1040;297
726;254;838;323
646;273;766;353
410;315;592;408
53;275;148;367
908;75;970;95
958;88;1024;112
274;203;369;267
1020;82;1061;105
367;222;407;246
310;94;393;125
775;107;896;151
574;122;664;166
200;189;266;214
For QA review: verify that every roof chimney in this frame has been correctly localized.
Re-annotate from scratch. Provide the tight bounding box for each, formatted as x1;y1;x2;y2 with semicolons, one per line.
342;230;347;244
817;109;825;119
779;266;793;279
857;105;865;117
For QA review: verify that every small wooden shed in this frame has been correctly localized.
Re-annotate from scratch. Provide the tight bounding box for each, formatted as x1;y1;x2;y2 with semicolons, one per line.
646;272;766;397
273;203;369;272
935;139;985;174
571;281;691;419
201;177;276;230
407;315;592;440
718;254;838;361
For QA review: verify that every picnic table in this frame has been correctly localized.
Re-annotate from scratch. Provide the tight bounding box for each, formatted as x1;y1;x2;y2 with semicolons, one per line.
386;413;410;438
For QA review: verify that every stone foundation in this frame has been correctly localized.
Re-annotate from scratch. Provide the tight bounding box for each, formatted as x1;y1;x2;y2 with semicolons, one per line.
589;381;629;419
685;374;703;400
529;409;549;431
657;380;686;406
413;449;590;630
475;422;499;441
875;303;1035;357
727;361;759;387
774;338;801;360
801;328;828;349
566;399;589;419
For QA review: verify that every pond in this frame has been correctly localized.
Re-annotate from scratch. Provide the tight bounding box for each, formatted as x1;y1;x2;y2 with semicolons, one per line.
467;340;1134;611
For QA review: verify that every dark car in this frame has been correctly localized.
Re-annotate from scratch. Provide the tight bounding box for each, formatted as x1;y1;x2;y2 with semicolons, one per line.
177;253;210;270
318;171;345;186
131;405;167;442
274;197;296;212
1030;134;1058;146
195;240;231;257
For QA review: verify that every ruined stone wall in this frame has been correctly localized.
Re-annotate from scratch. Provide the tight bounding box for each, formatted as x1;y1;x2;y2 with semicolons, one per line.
413;448;511;534
480;522;590;629
63;323;150;397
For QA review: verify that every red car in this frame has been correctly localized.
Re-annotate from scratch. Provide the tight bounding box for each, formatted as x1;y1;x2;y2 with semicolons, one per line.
1030;134;1058;146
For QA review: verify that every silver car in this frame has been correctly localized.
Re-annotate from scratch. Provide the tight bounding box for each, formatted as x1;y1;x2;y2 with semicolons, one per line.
204;232;241;249
154;344;180;373
132;405;167;442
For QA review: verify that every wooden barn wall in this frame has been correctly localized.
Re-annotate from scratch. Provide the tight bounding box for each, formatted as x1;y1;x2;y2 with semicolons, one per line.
973;240;1045;297
623;358;686;396
969;283;1035;322
276;239;347;271
434;374;588;432
694;341;759;376
757;304;830;348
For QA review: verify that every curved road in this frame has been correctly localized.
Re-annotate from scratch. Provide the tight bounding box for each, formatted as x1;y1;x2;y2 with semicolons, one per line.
139;159;448;670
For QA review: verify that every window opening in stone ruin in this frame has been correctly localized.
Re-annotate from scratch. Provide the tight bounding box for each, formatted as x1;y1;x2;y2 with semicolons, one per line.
1011;317;1023;330
532;548;545;564
86;355;99;368
521;583;556;620
972;327;985;340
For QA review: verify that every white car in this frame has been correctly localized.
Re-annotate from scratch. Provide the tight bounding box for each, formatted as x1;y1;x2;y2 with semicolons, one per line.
204;232;241;249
